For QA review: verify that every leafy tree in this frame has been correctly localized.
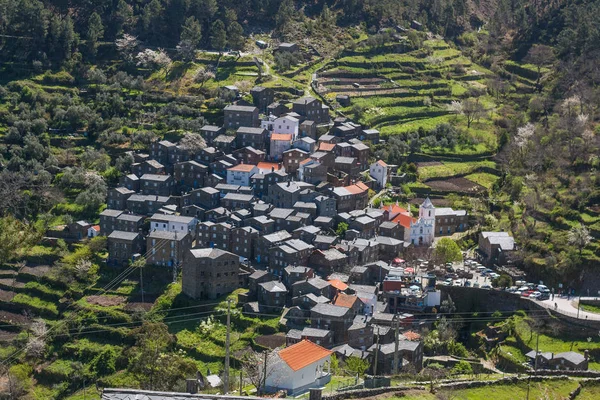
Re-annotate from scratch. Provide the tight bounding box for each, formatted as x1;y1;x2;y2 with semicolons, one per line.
568;223;592;255
210;20;227;52
433;238;462;264
111;0;133;38
194;67;215;88
177;16;202;62
345;356;369;377
86;12;104;58
141;0;164;44
492;274;513;288
136;48;172;72
335;222;349;237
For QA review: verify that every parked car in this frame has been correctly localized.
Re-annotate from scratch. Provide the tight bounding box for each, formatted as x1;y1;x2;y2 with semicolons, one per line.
481;284;492;289
465;281;471;287
529;291;542;300
444;278;453;286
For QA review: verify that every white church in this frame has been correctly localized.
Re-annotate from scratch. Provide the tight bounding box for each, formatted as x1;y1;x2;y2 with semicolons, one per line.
382;198;436;246
409;197;436;246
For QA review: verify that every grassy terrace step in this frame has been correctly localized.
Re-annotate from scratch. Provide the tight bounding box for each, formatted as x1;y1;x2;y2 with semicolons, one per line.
418;160;498;180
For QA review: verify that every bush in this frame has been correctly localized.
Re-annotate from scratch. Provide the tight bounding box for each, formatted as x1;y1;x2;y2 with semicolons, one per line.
452;360;473;375
42;71;75;85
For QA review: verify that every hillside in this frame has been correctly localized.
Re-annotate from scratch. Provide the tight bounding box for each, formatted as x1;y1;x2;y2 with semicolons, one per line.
0;0;598;399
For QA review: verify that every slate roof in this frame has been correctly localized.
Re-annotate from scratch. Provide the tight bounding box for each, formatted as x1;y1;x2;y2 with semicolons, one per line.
260;281;287;293
311;303;351;318
189;248;235;259
108;231;139;241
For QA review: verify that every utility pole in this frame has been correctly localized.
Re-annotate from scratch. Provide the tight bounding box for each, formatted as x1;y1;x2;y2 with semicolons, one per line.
393;316;400;375
239;370;243;396
262;350;268;394
139;262;144;304
373;327;381;376
527;331;540;400
224;299;232;394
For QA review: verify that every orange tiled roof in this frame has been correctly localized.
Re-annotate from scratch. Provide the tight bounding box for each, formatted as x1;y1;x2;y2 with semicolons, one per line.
228;164;257;172
278;340;332;371
91;225;100;232
392;212;416;229
403;331;421;341
381;204;407;215
376;160;388;167
271;133;292;141
299;158;312;165
257;162;281;171
344;182;368;195
318;142;336;152
328;279;349;292
333;293;359;308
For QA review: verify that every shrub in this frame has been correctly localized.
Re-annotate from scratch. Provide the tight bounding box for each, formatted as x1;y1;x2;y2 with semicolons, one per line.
452;360;473;375
42;71;75;85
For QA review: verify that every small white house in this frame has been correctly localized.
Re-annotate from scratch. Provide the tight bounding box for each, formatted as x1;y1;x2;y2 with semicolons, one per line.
370;160;389;189
265;339;332;395
87;225;100;238
150;213;197;236
226;164;259;187
262;114;300;140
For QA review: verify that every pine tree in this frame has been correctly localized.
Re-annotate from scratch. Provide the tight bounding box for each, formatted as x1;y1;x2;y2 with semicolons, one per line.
86;12;104;58
210;20;227;53
177;16;202;61
227;21;244;51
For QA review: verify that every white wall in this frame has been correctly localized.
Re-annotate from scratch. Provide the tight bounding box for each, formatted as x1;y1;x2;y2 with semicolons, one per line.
266;353;330;391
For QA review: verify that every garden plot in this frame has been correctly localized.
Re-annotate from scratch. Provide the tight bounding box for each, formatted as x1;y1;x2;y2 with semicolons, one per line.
426;177;486;194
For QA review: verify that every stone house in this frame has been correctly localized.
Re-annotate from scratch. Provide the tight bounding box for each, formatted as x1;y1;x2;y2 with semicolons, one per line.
258;281;288;310
196;221;232;251
231;226;259;260
310;303;354;343
107;187;135;210
224;105;260;128
292;97;329;124
182;248;240;300
140;174;173;196
107;231;144;266
250;86;274;113
236;127;268;151
173;161;208;192
146;230;192;267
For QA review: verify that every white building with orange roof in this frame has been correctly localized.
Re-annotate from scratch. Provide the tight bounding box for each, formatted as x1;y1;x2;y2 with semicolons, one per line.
265;339;332;395
382;198;436;246
270;133;293;161
370;159;389;189
256;161;284;174
226;163;259;186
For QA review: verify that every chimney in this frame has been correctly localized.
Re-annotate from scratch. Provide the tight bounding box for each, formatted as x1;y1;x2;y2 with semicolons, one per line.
585;350;589;360
272;166;275;172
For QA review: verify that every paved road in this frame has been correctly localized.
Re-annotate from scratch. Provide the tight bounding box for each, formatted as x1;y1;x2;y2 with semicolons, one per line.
416;262;600;322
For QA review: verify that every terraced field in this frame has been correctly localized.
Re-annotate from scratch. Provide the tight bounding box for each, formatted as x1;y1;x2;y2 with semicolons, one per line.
319;39;498;155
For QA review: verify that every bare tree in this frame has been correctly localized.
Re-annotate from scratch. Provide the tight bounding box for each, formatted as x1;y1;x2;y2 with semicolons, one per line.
461;98;486;129
525;44;554;92
178;132;207;156
26;319;48;359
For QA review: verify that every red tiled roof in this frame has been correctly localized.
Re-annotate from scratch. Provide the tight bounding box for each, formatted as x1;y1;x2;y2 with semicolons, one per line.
299;158;312;165
278;340;332;371
328;279;349;292
376;160;388;167
382;204;407;215
228;164;257;172
271;133;292;141
91;225;100;232
333;293;359;308
318;142;336;152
